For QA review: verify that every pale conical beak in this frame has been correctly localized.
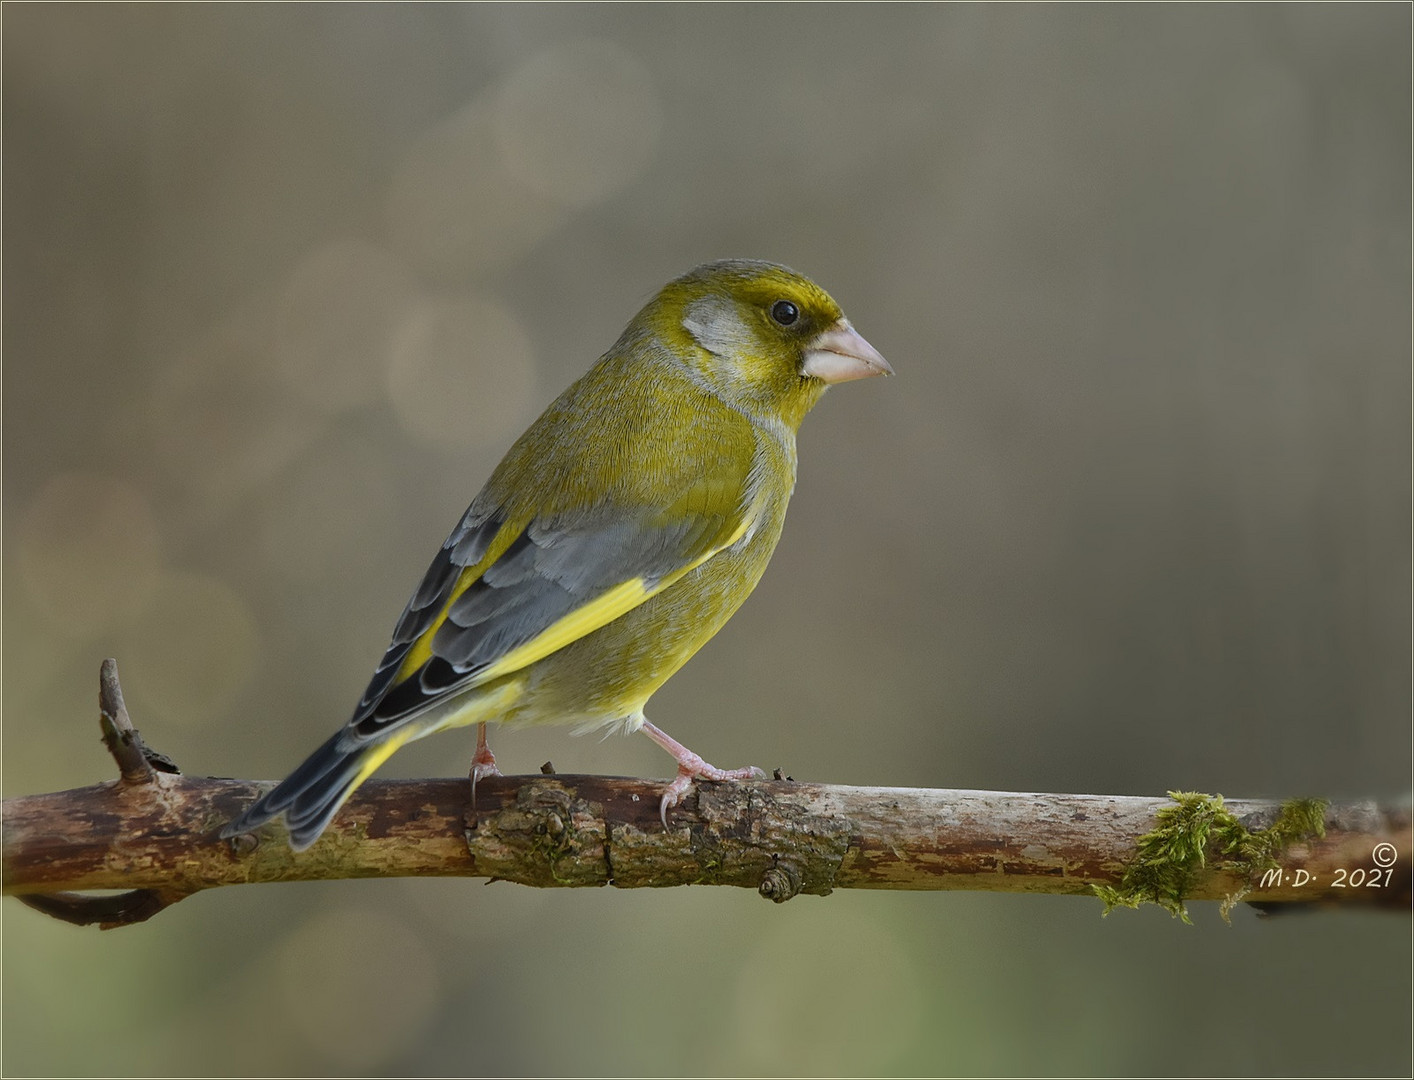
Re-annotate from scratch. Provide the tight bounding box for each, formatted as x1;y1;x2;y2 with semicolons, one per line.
801;319;894;383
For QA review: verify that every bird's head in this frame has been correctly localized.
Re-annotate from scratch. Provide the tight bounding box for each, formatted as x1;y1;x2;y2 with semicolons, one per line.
640;259;892;429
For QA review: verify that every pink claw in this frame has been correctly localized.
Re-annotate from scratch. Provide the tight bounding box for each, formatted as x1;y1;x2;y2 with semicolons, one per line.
469;722;501;804
639;720;765;828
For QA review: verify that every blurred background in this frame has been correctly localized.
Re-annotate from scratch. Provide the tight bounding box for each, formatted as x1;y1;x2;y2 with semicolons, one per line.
4;3;1409;1075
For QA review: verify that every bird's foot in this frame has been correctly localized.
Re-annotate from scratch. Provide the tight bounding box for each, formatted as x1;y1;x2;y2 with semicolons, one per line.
639;719;764;828
659;760;767;828
470;749;501;783
468;723;502;807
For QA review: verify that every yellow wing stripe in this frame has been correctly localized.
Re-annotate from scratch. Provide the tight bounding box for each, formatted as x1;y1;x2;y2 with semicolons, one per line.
473;515;753;684
395;523;527;682
398;512;754;692
472;576;654;683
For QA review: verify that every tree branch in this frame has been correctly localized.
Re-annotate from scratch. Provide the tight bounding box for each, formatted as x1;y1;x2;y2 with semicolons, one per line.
3;663;1409;928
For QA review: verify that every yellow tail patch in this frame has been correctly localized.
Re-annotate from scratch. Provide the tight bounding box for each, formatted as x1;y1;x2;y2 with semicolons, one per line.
352;728;416;787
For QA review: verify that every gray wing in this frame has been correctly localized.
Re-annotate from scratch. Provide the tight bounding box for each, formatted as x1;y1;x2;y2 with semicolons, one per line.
346;505;733;737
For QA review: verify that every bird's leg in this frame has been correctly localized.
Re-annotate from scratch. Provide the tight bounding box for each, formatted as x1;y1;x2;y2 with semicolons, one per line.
639;719;765;828
468;722;501;807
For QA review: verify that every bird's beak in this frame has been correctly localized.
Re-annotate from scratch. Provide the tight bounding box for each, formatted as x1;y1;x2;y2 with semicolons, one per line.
802;320;894;383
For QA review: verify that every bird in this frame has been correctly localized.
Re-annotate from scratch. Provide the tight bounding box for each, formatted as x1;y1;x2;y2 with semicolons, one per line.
221;259;892;850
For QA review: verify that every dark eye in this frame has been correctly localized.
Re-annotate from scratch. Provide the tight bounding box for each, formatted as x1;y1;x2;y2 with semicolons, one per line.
770;300;799;326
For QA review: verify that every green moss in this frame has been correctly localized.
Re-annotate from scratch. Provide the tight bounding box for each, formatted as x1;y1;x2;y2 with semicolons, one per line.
1093;792;1328;923
690;842;726;885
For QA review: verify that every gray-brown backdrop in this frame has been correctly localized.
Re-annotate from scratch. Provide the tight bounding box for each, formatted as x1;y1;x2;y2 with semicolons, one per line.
5;3;1409;1075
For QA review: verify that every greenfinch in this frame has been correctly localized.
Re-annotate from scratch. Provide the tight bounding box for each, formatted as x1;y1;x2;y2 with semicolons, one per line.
223;259;891;850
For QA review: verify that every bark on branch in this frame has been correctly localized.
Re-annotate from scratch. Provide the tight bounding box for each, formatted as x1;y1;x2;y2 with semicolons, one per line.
3;662;1409;928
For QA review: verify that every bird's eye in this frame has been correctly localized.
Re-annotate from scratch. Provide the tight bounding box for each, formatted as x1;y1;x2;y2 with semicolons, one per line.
770;300;799;326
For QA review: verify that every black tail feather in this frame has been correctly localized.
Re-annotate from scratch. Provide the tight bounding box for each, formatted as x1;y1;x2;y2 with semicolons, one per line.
220;730;371;851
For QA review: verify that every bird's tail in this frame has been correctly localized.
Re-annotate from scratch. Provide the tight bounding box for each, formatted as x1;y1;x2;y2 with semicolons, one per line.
220;727;413;851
